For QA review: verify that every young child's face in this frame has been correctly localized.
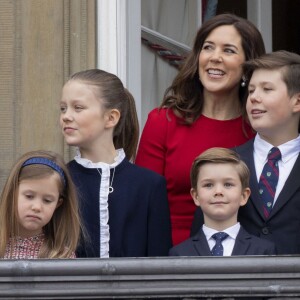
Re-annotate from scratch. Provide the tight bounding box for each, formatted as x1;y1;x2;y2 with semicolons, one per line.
17;174;62;237
247;69;300;144
60;80;109;149
191;163;249;228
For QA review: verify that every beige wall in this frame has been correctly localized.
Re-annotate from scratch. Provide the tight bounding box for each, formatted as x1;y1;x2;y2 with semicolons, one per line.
0;0;96;190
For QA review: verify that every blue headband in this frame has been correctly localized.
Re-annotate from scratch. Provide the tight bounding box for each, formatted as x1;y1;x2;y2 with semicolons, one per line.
22;157;66;186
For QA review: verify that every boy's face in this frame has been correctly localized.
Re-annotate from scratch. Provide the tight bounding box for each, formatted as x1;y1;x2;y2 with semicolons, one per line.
191;163;250;229
247;69;300;145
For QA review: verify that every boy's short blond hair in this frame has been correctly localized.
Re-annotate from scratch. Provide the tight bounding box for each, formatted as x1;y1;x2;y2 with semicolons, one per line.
243;50;300;98
190;147;250;190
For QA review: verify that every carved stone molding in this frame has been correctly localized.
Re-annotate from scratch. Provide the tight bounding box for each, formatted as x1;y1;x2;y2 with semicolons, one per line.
0;256;299;299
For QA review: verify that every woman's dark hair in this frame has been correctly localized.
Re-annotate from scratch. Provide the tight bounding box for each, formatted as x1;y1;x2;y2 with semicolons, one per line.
161;13;266;124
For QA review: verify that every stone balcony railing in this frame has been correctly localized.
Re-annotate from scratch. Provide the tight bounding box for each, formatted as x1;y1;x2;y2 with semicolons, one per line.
1;256;300;299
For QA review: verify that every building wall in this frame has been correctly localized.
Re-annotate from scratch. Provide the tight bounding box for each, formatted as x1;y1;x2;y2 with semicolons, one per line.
0;0;96;190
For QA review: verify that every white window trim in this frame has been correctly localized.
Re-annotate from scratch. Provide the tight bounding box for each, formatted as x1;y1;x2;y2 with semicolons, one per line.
97;0;142;126
247;0;272;52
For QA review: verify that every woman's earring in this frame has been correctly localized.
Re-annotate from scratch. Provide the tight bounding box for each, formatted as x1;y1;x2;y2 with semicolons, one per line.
241;76;246;87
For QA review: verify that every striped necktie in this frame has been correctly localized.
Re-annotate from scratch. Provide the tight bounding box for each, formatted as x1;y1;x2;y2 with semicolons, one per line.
258;147;281;218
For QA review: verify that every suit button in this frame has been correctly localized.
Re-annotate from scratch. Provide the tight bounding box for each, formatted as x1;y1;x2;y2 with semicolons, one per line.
262;227;269;235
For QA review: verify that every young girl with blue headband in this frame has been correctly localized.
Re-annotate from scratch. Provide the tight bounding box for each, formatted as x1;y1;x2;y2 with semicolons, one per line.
0;150;81;258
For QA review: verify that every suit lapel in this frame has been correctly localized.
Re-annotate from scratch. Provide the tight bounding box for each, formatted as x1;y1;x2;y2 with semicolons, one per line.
237;140;266;220
247;156;265;220
231;227;251;255
269;153;300;218
192;230;212;256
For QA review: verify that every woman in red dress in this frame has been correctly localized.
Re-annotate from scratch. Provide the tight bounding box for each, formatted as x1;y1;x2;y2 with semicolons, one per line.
136;14;265;245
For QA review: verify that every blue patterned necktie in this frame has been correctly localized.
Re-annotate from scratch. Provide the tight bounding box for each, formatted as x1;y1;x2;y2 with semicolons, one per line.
258;147;281;218
211;232;229;256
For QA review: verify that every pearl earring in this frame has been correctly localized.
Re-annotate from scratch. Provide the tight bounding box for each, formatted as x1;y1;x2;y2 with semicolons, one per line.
241;76;246;87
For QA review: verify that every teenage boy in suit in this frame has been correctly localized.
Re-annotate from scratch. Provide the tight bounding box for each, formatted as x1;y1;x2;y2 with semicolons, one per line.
234;50;300;255
169;147;276;256
191;50;300;255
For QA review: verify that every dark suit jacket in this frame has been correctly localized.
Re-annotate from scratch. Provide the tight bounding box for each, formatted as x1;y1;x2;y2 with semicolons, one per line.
191;139;300;254
234;139;300;255
69;158;172;257
169;226;276;256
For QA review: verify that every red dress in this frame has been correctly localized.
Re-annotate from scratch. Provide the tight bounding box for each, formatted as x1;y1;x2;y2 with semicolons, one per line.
135;108;255;245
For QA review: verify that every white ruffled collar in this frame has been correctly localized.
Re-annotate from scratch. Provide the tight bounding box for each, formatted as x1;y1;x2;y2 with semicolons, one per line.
73;148;126;258
74;148;125;169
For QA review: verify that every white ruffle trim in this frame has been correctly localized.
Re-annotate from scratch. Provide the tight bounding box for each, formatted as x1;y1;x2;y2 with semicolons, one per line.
74;148;125;258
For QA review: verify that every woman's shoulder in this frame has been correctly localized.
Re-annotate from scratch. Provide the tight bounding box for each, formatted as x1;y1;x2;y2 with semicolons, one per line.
147;107;177;122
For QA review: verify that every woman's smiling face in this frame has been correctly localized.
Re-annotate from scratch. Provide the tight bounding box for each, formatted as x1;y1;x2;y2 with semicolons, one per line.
199;25;245;95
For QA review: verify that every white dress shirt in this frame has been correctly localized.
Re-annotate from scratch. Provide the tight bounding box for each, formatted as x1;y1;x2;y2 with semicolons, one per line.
203;223;241;256
253;134;300;205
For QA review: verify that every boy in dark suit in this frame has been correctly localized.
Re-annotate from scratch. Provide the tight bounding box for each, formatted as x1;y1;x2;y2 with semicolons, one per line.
234;50;300;255
169;147;276;256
